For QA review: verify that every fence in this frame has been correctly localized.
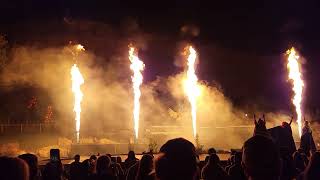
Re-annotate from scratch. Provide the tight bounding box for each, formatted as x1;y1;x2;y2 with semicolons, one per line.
0;123;56;134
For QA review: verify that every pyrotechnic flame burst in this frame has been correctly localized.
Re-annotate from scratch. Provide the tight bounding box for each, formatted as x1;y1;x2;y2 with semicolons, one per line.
286;47;304;137
129;47;145;140
184;46;200;138
71;44;85;143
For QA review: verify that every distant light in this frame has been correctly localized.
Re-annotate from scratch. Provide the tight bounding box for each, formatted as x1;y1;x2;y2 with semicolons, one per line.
245;114;248;117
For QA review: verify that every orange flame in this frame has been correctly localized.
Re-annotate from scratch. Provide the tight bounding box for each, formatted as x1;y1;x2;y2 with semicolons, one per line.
184;46;200;138
70;44;85;143
129;47;145;140
286;47;304;137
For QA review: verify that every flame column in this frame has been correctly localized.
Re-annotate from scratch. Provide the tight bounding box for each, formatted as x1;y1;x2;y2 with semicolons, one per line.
286;47;304;137
184;46;200;138
71;64;84;143
129;47;145;140
70;44;85;143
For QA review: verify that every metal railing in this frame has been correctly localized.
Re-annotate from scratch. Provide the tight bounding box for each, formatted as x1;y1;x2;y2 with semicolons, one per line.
0;123;56;134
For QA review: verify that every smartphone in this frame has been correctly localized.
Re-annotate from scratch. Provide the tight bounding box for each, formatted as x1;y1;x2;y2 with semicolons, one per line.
50;149;60;162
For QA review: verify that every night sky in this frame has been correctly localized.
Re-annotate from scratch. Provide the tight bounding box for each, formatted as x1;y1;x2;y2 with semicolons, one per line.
0;0;320;113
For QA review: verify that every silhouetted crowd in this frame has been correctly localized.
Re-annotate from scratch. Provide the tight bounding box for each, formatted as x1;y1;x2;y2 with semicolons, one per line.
0;117;319;180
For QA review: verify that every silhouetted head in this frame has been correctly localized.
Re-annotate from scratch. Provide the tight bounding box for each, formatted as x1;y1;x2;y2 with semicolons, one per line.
208;148;216;155
304;151;320;179
304;120;309;127
116;156;122;164
302;120;312;135
242;135;281;180
281;122;293;135
281;122;289;127
18;153;38;180
74;154;80;162
90;155;97;161
140;154;153;170
128;151;136;159
282;117;293;128
0;156;29;180
96;155;111;175
254;119;266;131
155;138;197;180
136;154;154;179
207;153;220;166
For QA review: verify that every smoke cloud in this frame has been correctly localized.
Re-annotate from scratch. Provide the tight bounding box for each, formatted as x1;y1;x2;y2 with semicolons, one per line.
0;20;300;150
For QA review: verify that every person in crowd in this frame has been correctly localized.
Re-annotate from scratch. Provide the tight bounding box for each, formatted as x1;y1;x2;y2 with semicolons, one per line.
81;155;98;179
94;155;117;180
280;118;295;153
81;159;91;180
42;151;64;180
125;151;139;170
69;154;82;180
253;114;271;138
201;153;229;180
300;120;317;157
300;151;320;180
269;117;296;156
225;155;235;173
18;153;39;180
298;148;309;166
279;147;295;180
228;152;246;180
116;156;122;164
89;155;98;175
126;160;139;180
0;156;29;180
242;135;281;180
293;150;308;175
205;148;218;164
208;148;217;155
281;118;293;133
155;138;198;180
90;155;97;162
135;154;155;180
107;154;124;179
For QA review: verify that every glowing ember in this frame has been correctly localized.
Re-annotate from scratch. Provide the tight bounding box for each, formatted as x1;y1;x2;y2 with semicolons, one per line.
184;46;200;138
286;47;304;137
129;47;145;140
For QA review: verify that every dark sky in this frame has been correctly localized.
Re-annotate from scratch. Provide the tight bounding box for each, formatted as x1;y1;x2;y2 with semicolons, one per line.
0;0;320;112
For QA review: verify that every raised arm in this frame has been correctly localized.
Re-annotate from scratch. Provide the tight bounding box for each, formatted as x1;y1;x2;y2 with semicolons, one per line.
289;116;293;125
254;114;257;125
